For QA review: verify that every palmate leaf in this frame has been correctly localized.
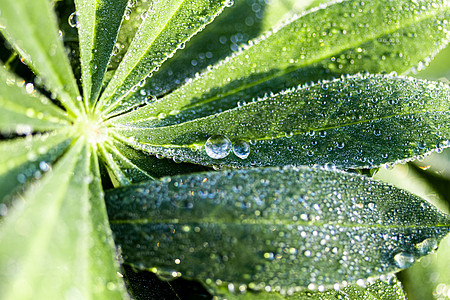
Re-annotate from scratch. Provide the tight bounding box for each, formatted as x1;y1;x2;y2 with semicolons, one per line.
109;74;450;169
209;276;406;300
0;0;83;117
0;137;127;299
115;0;450;123
74;0;128;107
0;65;72;134
105;166;450;292
95;0;229;116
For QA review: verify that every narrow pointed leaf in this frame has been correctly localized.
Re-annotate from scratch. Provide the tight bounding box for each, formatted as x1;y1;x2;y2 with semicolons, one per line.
0;130;73;204
208;276;406;299
106;166;450;290
98;141;154;186
0;0;83;117
138;0;325;99
116;0;450;124
111;137;211;179
0;66;72;133
0;138;126;299
96;0;228;116
75;0;128;107
109;74;450;169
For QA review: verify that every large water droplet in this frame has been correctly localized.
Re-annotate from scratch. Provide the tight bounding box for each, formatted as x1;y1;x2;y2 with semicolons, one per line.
393;252;415;269
68;12;79;28
415;238;438;255
232;140;250;159
205;136;232;159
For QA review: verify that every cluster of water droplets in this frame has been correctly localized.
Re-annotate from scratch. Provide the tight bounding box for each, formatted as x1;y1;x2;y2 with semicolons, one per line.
204;135;250;160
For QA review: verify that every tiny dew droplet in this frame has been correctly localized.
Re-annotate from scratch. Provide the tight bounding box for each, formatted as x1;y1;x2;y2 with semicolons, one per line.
415;238;438;255
232;140;250;159
393;252;415;269
205;136;232;159
68;12;79;28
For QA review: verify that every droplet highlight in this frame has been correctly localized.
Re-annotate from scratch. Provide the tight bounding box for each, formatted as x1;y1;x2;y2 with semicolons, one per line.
205;136;232;159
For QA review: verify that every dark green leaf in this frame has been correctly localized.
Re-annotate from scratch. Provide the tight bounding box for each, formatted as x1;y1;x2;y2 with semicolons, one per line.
109;74;450;169
114;0;450;121
106;166;450;290
0;0;83;117
0;130;73;205
75;0;128;107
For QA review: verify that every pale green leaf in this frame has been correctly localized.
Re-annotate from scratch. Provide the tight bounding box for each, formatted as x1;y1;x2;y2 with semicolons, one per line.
0;0;83;117
0;138;127;299
0;65;72;133
109;74;450;169
208;276;406;299
75;0;128;107
116;0;450;123
401;233;450;300
0;130;73;205
95;0;228;116
106;166;450;290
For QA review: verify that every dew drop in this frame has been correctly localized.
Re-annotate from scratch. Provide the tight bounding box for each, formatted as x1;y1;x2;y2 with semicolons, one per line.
415;238;438;256
68;12;79;28
224;0;234;7
205;136;232;159
393;252;415;269
232;140;250;159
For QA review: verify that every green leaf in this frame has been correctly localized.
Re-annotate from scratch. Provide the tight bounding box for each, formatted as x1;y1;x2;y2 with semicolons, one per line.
109;74;450;169
0;138;127;299
0;0;83;117
98;141;154;186
106;166;450;290
115;0;450;123
75;0;128;107
0;130;73;205
0;65;72;133
140;0;325;99
108;136;210;181
207;276;406;299
95;0;228;116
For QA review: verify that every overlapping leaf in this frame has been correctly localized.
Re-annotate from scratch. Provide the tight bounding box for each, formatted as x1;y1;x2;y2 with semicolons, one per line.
109;74;450;169
75;0;128;107
114;0;450;122
0;0;83;117
96;0;228;116
0;138;126;299
208;276;406;299
106;166;450;290
0;65;72;133
0;131;73;204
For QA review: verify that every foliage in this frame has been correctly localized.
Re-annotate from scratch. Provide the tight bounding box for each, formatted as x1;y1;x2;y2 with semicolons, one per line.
0;0;450;299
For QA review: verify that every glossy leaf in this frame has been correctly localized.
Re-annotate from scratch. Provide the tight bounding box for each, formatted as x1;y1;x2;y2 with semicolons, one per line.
0;0;83;117
106;166;450;290
75;0;128;107
116;0;450;123
96;0;228;116
0;65;72;133
0;131;73;205
0;138;127;299
208;276;406;299
139;0;325;99
109;74;450;169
